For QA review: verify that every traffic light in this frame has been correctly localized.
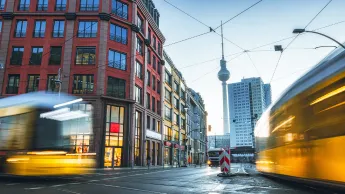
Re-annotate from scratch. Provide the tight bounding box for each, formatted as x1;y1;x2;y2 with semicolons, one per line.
208;125;212;132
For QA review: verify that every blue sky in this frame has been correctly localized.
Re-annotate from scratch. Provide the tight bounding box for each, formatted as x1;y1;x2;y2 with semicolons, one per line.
153;0;345;135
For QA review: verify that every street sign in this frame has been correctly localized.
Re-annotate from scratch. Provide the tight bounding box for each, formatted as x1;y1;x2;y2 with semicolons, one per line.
219;148;231;173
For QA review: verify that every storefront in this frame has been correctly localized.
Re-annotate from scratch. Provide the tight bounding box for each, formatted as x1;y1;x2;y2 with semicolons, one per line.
145;129;162;166
103;104;125;168
164;141;172;165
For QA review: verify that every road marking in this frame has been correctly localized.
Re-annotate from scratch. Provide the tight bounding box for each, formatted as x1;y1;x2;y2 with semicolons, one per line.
89;183;167;194
6;183;20;186
54;188;82;194
25;187;44;190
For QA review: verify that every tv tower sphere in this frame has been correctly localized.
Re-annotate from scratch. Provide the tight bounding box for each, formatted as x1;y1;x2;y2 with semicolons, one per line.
218;59;230;82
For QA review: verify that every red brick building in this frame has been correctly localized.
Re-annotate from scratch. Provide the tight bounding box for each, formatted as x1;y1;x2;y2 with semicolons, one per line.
0;0;165;168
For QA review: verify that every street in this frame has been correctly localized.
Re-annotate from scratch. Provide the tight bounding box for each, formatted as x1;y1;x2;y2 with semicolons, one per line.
0;164;340;194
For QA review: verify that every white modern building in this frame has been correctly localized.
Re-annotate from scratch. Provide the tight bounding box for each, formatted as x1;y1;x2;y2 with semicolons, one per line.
228;77;272;149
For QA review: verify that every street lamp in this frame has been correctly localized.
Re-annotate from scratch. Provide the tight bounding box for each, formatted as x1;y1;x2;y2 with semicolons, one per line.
292;28;345;49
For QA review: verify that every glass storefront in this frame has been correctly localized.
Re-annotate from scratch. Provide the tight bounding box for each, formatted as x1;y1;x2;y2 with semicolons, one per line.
134;111;141;166
104;105;125;168
164;147;171;165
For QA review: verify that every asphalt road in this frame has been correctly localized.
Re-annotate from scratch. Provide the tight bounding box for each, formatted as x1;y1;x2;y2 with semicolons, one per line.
0;164;342;194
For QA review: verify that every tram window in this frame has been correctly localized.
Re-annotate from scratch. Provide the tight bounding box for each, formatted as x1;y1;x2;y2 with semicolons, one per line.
35;118;62;149
0;113;33;150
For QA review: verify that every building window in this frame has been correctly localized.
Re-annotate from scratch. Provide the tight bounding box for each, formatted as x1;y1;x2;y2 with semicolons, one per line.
173;130;179;142
135;61;143;80
10;47;24;65
173;81;179;94
147;49;151;64
148;28;151;42
34;20;46;38
157;80;160;94
49;46;62;65
157;121;161;133
105;105;124;167
158;61;161;75
0;21;2;33
181;90;186;100
15;20;27;37
146;115;150;129
27;75;40;93
134;111;141;166
72;75;94;94
30;47;43;65
112;0;128;20
152;76;156;90
55;0;66;11
0;0;5;10
47;75;59;93
152;96;155;112
181;118;186;129
152;118;156;131
107;77;126;98
173;113;179;125
80;0;99;11
137;14;144;34
136;37;143;55
165;105;171;120
173;97;179;109
53;20;64;38
164;126;172;141
153;36;156;50
165;71;171;85
146;93;150;109
152;56;156;70
158;42;162;56
18;0;30;11
108;49;126;70
76;47;96;65
135;85;142;104
164;88;171;102
146;70;151;86
110;23;127;44
37;0;48;11
157;100;161;114
78;21;97;37
6;75;20;94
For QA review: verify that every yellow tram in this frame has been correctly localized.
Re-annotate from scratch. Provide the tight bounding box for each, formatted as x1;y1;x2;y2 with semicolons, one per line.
0;92;96;176
255;45;345;186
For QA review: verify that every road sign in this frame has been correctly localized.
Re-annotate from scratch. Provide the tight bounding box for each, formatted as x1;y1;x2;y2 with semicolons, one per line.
219;148;231;173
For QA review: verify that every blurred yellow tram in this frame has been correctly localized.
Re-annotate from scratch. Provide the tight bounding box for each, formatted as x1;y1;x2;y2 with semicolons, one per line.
0;92;96;176
255;45;345;186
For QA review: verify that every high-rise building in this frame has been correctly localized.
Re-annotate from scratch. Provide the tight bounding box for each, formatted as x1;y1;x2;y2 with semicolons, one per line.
228;77;271;151
0;0;165;168
207;134;230;149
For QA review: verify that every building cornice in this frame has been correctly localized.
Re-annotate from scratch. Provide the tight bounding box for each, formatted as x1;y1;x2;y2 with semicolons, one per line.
136;0;165;43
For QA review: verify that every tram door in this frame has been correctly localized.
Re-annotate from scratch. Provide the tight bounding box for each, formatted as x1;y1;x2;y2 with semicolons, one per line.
104;147;122;168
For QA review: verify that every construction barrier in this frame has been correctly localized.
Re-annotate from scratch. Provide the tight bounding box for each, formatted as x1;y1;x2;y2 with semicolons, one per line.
219;148;231;173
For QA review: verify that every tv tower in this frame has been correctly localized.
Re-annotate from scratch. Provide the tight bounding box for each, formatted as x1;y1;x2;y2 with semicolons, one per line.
217;21;230;135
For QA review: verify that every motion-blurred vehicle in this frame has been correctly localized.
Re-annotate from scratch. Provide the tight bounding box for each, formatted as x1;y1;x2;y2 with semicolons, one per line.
207;148;222;166
0;92;96;176
255;46;345;187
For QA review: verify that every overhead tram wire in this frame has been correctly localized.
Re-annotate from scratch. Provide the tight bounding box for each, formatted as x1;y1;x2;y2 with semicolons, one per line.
163;31;212;47
245;51;261;77
268;0;333;83
213;0;264;31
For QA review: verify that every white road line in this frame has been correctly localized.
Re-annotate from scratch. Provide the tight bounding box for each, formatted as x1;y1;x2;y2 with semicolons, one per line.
6;183;20;186
25;187;44;190
54;188;83;194
89;183;167;194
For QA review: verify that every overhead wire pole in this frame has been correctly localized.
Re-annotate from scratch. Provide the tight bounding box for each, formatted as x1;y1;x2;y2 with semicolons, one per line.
269;0;333;83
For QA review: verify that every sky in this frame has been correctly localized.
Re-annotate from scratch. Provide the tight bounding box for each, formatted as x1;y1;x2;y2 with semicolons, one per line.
153;0;345;135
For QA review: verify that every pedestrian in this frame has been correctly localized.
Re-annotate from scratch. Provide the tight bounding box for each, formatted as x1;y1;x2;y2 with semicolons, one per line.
147;155;151;169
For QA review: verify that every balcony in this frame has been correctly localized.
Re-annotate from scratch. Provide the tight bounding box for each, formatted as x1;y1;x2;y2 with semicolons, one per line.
33;31;45;38
80;4;99;11
15;31;26;38
110;34;127;44
52;30;64;38
77;32;97;38
112;9;128;20
6;86;19;94
18;4;30;11
37;4;48;11
55;4;66;11
72;89;94;95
